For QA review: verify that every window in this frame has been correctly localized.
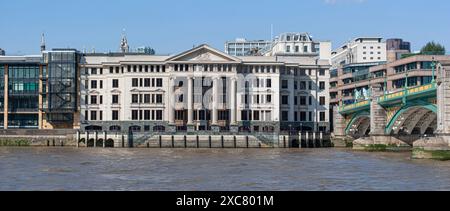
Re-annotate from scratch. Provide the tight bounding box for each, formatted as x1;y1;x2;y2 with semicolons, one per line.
319;69;325;76
132;78;139;87
266;79;272;88
91;68;97;75
320;96;326;105
144;110;151;120
109;67;113;74
90;111;97;121
100;95;103;104
156;78;163;87
300;112;306;122
144;94;151;104
112;95;119;104
156;94;163;104
320;112;326;122
132;94;139;104
156;110;163;120
319;81;326;90
100;80;103;89
295;46;299;52
282;80;288;89
282;111;289;121
112;110;119;121
112;79;119;88
99;111;103;120
90;80;97;89
132;110;139;120
144;78;151;87
286;46;291;53
90;96;97;105
282;96;289;105
253;111;260;121
266;95;272;103
300;96;306;105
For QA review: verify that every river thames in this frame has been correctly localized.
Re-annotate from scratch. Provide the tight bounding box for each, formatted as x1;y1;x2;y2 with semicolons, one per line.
1;147;450;191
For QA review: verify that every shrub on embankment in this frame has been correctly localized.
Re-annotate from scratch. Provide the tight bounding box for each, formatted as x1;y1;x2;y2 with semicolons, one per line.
0;139;31;147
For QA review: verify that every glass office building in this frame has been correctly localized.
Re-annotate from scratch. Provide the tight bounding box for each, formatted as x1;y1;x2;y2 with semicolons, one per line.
0;49;80;129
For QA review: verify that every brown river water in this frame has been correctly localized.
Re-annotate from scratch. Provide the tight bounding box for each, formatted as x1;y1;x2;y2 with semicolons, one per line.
1;147;450;191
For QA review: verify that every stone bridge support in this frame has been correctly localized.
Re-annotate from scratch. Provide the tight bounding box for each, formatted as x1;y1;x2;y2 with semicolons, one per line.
353;84;410;151
414;62;450;160
332;105;351;147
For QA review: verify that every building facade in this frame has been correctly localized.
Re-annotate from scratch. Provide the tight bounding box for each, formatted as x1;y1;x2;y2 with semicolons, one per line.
0;49;80;130
80;45;331;134
331;37;387;69
0;48;5;56
263;32;332;61
225;38;272;56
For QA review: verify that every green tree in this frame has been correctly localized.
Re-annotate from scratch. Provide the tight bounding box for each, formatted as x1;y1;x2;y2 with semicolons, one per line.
420;42;446;55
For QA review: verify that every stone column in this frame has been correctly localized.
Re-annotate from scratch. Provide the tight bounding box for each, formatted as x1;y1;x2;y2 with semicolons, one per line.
4;65;8;129
211;76;220;132
212;77;219;125
167;77;176;133
187;76;195;132
230;77;238;133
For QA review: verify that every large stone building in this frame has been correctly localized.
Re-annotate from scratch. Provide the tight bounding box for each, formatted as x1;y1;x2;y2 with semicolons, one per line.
80;44;331;134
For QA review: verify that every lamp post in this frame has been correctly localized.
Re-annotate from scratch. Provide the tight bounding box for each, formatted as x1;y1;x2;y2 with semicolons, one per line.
431;57;436;83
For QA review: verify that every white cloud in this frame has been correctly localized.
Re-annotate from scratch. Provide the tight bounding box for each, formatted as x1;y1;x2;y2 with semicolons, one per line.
324;0;367;5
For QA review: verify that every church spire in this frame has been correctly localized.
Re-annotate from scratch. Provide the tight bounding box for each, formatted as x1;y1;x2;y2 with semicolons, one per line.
40;33;46;52
120;29;129;53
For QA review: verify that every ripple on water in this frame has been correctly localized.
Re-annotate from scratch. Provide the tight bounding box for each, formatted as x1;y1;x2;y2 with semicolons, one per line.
1;148;450;191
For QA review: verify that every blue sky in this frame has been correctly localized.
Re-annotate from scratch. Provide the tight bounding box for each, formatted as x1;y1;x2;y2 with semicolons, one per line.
1;0;449;55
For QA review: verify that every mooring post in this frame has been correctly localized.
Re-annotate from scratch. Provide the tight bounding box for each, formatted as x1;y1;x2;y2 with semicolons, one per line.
320;132;323;148
246;136;249;148
52;139;55;147
76;131;80;148
184;135;187;148
171;135;175;148
103;131;107;148
159;135;162;148
221;136;224;148
283;136;286;148
209;136;212;148
94;131;98;148
196;135;199;148
85;131;89;147
121;135;125;148
234;136;237;148
312;132;316;148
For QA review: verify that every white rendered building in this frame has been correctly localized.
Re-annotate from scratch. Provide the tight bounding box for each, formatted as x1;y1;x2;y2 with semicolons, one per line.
331;37;387;68
80;44;330;133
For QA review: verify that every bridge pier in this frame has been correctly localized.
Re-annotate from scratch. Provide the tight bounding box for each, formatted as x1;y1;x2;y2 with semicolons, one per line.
353;84;411;151
413;62;450;160
332;105;353;147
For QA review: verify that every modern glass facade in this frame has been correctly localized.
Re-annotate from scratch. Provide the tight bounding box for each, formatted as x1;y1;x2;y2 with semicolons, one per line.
43;50;79;123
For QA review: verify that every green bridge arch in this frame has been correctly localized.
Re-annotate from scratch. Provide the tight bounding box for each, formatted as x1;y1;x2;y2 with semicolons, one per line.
385;102;437;135
345;111;371;136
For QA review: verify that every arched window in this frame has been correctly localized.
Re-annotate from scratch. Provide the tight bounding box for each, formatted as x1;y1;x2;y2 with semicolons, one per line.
85;125;102;131
109;125;121;132
153;125;166;132
129;126;141;132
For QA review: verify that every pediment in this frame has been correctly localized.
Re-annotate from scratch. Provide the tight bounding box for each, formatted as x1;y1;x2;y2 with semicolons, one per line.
166;44;241;63
110;89;122;94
